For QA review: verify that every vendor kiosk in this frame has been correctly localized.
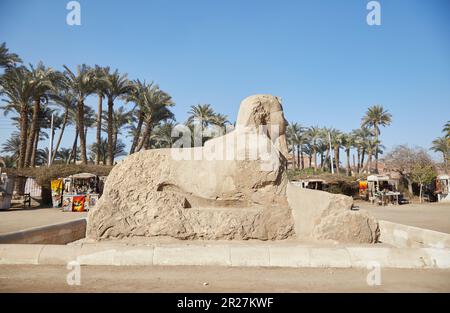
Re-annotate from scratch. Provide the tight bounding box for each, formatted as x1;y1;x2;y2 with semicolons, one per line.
59;173;100;212
436;174;450;203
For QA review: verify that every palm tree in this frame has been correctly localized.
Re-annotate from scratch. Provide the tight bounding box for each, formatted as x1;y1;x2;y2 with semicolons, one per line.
443;121;450;139
287;122;306;169
35;147;50;167
287;123;299;168
303;143;313;168
0;42;21;69
361;104;392;173
89;138;126;165
125;79;150;154
187;104;215;130
50;88;77;162
329;129;343;174
0;66;34;168
431;136;449;170
101;106;133;156
341;133;354;176
210;113;230;128
0;155;17;168
1;132;20;164
101;68;134;165
135;85;174;152
30;103;54;167
352;127;373;173
317;128;328;170
92;65;108;165
56;148;72;164
306;126;321;172
25;62;62;167
62;64;96;164
149;121;177;149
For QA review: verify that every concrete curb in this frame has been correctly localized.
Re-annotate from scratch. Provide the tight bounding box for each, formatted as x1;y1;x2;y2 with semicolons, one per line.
0;218;86;245
0;243;449;269
379;220;450;249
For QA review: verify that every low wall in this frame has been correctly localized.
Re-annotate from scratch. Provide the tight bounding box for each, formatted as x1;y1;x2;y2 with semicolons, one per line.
379;220;450;249
0;218;86;245
0;243;449;269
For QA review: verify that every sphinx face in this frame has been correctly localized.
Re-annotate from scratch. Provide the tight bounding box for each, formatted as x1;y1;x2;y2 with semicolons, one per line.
235;94;289;158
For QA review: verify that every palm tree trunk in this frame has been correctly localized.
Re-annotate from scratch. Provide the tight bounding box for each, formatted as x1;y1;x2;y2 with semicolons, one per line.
291;143;296;169
324;147;330;171
30;128;39;167
352;154;356;174
313;147;317;172
107;97;114;165
136;116;152;152
296;144;300;170
52;109;68;163
25;97;40;167
346;148;351;176
96;93;102;165
360;147;366;174
374;125;379;174
113;130;118;155
334;145;340;175
300;150;304;170
356;147;361;173
68;126;79;164
144;134;152;150
442;152;448;171
130;110;144;154
18;105;29;169
143;123;153;150
136;125;149;152
77;99;87;164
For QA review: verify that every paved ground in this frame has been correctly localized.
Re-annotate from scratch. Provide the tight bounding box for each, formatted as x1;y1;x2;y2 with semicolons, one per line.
355;201;450;234
0;206;86;234
0;265;449;292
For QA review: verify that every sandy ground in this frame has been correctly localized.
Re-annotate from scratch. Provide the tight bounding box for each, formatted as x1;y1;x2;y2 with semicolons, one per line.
0;206;86;234
355;201;450;233
0;265;449;292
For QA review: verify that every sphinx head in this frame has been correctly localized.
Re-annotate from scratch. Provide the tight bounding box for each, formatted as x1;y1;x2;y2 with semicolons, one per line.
236;94;289;158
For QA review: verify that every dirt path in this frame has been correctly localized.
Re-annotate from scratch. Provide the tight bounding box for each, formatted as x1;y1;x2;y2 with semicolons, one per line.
0;207;86;234
0;265;449;292
355;201;450;233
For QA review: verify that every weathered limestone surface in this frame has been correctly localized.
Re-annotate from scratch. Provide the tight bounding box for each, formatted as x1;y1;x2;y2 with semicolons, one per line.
287;184;380;243
87;94;379;243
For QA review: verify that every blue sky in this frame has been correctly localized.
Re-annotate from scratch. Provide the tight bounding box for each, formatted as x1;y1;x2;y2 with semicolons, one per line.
0;0;449;160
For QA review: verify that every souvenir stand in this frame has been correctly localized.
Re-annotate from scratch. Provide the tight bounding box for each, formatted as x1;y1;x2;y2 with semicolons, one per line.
60;173;100;212
436;174;450;203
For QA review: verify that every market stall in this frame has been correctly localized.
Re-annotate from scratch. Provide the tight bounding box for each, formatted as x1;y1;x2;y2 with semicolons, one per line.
291;179;327;191
436;174;450;203
366;175;401;205
54;173;101;212
0;172;14;210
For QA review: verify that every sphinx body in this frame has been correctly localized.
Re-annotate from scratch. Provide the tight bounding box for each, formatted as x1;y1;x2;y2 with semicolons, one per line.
86;95;379;242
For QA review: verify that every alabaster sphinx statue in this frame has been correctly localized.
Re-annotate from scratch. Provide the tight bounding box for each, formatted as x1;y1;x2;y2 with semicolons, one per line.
87;95;379;243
